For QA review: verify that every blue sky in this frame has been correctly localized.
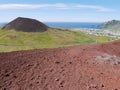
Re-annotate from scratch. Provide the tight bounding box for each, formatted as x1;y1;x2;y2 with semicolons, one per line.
0;0;120;22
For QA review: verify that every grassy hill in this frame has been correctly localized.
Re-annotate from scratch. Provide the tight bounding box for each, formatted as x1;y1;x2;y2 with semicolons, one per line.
0;28;117;52
99;20;120;31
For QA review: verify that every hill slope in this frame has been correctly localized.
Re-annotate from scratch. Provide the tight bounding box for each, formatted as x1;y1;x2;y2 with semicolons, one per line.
2;17;48;32
99;20;120;31
0;28;95;52
1;40;120;90
0;27;117;52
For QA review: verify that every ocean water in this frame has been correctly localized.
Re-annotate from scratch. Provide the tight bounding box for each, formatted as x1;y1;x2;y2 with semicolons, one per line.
0;22;101;29
45;22;101;29
0;23;6;27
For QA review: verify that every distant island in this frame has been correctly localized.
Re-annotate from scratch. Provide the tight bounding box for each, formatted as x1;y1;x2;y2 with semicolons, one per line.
99;20;120;31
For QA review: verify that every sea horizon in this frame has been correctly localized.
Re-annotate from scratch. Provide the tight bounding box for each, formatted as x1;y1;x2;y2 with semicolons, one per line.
0;22;101;29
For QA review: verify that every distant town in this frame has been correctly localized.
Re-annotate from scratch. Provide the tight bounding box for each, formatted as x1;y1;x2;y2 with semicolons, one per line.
74;28;120;38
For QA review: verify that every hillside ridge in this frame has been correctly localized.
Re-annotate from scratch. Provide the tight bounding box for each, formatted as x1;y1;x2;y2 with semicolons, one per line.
99;20;120;31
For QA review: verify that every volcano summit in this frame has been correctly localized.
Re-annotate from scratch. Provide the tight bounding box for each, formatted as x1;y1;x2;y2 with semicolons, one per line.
2;17;48;32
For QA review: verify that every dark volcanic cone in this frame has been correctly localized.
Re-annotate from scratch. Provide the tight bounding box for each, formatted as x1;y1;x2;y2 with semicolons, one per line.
2;17;49;32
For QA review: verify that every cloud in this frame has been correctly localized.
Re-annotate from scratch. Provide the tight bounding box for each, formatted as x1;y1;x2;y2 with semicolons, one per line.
75;5;114;12
0;3;115;12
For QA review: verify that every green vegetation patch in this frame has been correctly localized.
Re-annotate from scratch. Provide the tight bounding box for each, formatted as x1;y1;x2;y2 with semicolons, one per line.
0;28;118;52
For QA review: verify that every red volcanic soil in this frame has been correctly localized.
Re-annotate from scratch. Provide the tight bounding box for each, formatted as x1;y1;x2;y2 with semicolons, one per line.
1;40;120;90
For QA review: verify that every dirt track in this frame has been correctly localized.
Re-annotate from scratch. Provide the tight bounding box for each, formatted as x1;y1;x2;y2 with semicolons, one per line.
1;40;120;90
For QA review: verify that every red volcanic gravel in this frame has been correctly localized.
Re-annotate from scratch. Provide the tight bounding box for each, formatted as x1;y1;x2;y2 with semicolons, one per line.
1;40;120;90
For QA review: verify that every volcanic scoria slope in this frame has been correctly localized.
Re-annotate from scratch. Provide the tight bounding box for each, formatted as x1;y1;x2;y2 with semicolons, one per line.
1;40;120;90
2;17;48;32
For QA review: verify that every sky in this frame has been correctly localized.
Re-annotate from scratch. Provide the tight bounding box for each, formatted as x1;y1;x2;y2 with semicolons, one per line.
0;0;120;22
